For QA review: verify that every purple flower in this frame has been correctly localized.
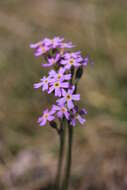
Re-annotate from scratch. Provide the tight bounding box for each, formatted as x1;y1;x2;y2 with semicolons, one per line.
44;36;64;49
63;51;81;59
70;115;86;126
60;42;75;49
30;36;64;57
38;109;55;126
31;36;91;127
61;57;82;70
35;46;49;57
34;76;49;91
30;40;50;56
49;67;71;82
57;88;80;109
48;80;69;97
52;104;70;120
42;54;60;67
79;108;88;115
30;40;43;49
82;56;89;67
69;107;87;126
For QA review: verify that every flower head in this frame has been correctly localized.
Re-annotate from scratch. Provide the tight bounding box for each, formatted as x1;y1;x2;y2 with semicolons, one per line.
69;106;87;126
63;51;81;59
34;76;50;91
44;36;64;49
48;80;69;97
60;42;75;49
49;67;71;82
57;87;80;109
38;109;55;126
42;53;60;67
30;39;50;56
52;104;70;120
82;56;89;67
61;57;82;70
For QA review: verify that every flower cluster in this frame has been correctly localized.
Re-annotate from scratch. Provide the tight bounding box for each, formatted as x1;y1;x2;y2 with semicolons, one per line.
30;36;88;127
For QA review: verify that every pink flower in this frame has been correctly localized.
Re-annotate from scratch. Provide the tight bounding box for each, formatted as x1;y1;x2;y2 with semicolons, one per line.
38;109;55;126
69;107;87;126
42;54;60;67
48;80;69;97
57;88;80;110
61;57;82;70
52;104;70;120
34;76;50;91
49;67;71;82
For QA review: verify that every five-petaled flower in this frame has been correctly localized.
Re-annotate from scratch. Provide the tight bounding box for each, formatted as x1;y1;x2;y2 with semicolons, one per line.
48;80;69;97
52;104;70;120
57;88;80;109
70;107;87;126
49;68;71;82
61;57;82;70
34;76;50;91
42;53;60;67
38;109;55;126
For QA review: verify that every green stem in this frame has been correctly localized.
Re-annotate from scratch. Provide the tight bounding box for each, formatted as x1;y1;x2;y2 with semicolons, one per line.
55;120;65;190
62;123;73;190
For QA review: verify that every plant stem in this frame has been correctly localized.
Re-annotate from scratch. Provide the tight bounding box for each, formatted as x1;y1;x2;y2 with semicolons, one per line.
55;120;65;190
62;123;73;190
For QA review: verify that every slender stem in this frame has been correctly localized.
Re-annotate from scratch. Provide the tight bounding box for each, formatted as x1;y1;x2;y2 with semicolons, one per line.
62;123;73;190
55;120;65;190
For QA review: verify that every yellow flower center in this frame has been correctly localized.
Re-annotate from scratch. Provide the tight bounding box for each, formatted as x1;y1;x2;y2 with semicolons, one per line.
43;113;48;119
60;48;64;55
66;94;71;100
69;58;74;65
54;82;60;88
57;74;62;79
61;107;66;112
52;59;56;64
40;45;46;53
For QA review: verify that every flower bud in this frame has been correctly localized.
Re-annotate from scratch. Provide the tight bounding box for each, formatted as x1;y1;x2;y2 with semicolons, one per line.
49;121;57;129
75;67;83;79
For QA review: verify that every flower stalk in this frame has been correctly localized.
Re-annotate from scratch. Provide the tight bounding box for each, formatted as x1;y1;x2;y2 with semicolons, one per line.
62;123;73;190
30;36;90;190
55;119;65;190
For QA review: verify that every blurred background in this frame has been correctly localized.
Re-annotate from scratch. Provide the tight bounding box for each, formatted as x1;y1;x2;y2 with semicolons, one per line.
0;0;127;189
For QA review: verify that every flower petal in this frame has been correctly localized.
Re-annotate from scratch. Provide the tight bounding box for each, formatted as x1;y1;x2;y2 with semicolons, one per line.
67;100;74;109
48;116;55;121
72;94;80;101
39;118;47;126
34;82;43;89
77;115;86;125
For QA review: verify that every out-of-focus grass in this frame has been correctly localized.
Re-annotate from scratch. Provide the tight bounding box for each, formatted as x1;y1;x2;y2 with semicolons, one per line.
0;0;127;189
